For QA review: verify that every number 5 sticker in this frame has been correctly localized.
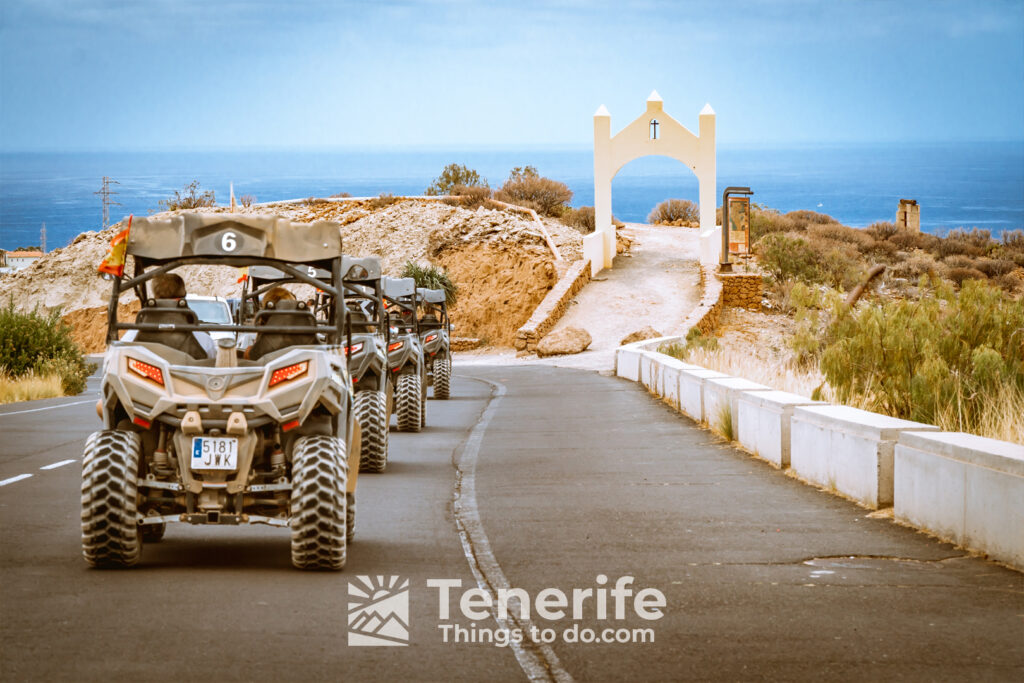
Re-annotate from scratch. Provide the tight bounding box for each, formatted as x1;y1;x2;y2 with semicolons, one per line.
221;232;237;252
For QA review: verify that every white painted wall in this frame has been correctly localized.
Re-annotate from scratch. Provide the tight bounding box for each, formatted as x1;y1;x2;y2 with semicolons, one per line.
678;367;729;422
702;377;772;436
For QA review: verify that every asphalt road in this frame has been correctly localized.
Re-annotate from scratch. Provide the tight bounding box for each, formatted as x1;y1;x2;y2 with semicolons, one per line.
1;364;1022;682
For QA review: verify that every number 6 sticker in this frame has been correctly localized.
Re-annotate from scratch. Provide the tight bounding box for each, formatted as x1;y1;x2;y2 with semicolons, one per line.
221;232;237;252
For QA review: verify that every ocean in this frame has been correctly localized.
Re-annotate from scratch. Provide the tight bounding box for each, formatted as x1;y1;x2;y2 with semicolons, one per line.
1;142;1022;252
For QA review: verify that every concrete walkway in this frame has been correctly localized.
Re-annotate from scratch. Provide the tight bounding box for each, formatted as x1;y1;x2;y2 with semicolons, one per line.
540;224;701;371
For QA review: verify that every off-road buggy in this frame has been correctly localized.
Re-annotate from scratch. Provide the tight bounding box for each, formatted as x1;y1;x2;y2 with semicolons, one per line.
416;287;452;400
382;277;427;432
241;258;393;472
85;213;360;570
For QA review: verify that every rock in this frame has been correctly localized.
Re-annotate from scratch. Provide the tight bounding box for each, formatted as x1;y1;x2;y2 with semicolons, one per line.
619;326;663;346
536;326;592;357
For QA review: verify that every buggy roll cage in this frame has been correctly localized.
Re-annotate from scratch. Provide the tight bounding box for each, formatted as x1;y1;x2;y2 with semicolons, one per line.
382;277;420;336
105;213;347;344
245;257;388;341
416;287;450;334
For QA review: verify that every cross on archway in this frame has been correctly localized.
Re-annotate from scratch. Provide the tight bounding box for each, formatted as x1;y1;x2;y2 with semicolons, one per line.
649;119;659;140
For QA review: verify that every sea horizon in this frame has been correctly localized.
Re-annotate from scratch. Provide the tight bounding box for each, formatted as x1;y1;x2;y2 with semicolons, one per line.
2;140;1022;252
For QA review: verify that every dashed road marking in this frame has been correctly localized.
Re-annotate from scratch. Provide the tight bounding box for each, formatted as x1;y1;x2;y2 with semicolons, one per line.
0;399;94;417
40;459;77;470
0;474;33;487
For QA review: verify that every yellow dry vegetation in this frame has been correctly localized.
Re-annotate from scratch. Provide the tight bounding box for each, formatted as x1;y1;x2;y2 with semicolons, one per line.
0;370;64;404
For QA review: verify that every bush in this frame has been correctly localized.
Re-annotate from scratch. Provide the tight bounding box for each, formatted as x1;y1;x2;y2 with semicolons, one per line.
0;301;90;395
661;327;719;361
330;192;353;198
493;166;572;217
754;233;822;284
369;192;401;209
425;164;488;196
159;180;216;211
785;210;839;230
448;184;492;209
401;261;458;306
562;206;595;233
818;278;1024;431
648;199;698;226
749;206;797;242
239;194;256;208
866;221;899;241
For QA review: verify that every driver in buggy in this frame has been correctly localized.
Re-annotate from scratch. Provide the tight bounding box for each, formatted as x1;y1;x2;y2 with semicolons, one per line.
122;273;217;359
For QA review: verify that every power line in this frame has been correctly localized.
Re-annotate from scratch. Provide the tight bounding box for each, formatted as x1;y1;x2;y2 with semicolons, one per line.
94;176;121;229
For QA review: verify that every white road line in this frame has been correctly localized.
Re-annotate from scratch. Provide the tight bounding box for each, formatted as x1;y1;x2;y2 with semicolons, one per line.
0;399;94;417
40;459;77;470
456;376;574;683
0;474;33;487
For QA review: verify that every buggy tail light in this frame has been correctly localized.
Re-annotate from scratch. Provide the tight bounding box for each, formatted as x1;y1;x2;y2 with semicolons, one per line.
388;341;404;352
269;361;308;387
128;358;164;386
424;333;438;343
344;343;364;356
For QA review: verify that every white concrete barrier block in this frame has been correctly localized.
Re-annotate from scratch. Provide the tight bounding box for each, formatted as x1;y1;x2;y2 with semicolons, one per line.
678;367;730;422
791;405;938;509
735;390;823;468
655;356;702;411
615;345;643;381
896;431;1024;569
639;352;662;394
702;377;772;437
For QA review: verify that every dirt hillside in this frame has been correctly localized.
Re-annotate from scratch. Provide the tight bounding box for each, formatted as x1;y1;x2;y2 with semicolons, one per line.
0;198;583;351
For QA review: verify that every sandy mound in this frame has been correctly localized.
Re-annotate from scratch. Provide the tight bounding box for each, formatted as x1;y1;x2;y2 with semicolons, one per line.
4;198;583;349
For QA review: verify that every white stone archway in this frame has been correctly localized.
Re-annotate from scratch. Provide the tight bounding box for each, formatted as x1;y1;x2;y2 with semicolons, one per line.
584;91;719;275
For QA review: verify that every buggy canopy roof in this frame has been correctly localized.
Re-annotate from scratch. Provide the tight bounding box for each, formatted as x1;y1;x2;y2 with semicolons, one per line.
418;288;446;304
382;277;415;299
127;213;342;263
249;255;381;284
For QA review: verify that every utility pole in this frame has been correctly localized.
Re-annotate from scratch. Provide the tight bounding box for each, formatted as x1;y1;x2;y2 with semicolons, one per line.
40;223;46;254
94;176;121;229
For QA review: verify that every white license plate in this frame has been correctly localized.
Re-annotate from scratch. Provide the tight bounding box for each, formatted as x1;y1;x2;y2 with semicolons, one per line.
190;437;238;471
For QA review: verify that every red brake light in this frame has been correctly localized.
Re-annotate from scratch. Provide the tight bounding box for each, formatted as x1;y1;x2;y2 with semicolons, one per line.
425;333;438;343
269;361;308;387
388;341;404;352
344;342;364;356
128;358;164;386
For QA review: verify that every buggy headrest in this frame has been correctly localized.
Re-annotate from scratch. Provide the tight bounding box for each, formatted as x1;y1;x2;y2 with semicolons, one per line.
146;298;189;308
264;300;308;311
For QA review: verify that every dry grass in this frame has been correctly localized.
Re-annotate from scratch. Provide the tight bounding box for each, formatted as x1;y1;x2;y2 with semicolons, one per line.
675;345;832;401
0;370;64;403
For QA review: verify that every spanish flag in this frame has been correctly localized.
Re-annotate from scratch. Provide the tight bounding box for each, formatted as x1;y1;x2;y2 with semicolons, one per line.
237;266;249;284
97;215;132;277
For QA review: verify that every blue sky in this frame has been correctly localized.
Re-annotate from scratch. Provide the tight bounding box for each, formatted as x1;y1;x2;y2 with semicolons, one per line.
1;0;1022;150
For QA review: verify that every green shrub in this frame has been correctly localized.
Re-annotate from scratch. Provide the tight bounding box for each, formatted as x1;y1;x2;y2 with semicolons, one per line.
493;166;572;217
818;278;1024;429
160;180;216;211
0;301;90;395
754;233;822;284
660;327;719;361
425;164;488;196
401;261;458;306
648;199;698;226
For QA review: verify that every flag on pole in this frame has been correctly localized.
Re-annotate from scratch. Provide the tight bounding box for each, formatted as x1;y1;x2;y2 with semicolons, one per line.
237;266;249;283
97;215;132;277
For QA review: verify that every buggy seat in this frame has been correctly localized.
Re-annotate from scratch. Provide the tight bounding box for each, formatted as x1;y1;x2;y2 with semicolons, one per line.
249;300;318;361
133;298;206;360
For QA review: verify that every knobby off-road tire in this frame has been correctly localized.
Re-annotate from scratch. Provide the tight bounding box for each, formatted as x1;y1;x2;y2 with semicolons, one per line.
433;357;451;400
346;491;356;542
290;436;348;570
395;373;422;432
354;389;388;473
420;377;427;428
81;430;142;568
